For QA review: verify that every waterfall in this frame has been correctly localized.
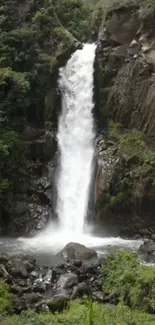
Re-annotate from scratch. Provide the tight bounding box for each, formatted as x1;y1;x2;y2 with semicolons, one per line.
16;44;142;255
56;43;96;234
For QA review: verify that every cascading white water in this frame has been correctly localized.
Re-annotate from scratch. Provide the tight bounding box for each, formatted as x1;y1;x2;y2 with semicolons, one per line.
57;43;96;234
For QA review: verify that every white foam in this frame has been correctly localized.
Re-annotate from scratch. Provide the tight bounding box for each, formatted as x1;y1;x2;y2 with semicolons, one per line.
56;43;96;233
18;227;142;255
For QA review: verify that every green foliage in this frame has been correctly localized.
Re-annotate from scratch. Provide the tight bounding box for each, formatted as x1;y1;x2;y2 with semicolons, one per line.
102;250;155;313
0;67;29;210
1;301;155;325
53;0;92;40
0;0;94;225
110;191;131;208
91;0;155;21
0;281;12;313
0;68;30;129
109;121;155;175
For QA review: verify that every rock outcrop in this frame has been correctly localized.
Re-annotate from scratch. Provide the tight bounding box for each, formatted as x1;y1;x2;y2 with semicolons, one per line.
94;4;155;237
97;6;155;143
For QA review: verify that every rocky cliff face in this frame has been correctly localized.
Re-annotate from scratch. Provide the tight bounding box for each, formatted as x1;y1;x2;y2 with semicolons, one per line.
95;4;155;237
97;5;155;142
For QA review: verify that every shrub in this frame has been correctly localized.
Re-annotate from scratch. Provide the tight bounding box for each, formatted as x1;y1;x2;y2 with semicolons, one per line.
0;281;12;313
102;250;155;313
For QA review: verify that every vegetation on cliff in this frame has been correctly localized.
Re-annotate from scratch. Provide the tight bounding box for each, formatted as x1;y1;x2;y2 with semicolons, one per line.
0;0;92;232
96;121;155;237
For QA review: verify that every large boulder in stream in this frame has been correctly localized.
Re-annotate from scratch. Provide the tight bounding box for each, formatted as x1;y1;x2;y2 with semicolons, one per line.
60;242;97;261
138;238;155;263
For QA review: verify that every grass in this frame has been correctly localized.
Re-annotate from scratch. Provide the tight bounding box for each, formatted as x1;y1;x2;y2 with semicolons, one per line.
1;301;155;325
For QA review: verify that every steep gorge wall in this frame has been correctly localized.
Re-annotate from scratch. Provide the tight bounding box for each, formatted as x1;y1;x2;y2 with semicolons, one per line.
95;4;155;237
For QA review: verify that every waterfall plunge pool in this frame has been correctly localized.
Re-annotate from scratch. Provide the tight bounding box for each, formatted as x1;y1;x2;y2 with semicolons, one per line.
0;229;142;266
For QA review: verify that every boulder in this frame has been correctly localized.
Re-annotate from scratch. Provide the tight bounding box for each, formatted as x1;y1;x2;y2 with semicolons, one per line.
48;293;69;312
10;259;28;279
57;273;78;289
60;242;97;261
74;260;82;268
92;290;104;302
71;282;91;299
138;239;155;262
34;293;69;312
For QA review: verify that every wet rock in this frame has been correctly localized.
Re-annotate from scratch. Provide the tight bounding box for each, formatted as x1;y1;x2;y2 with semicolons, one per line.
34;299;50;311
0;252;107;313
34;293;69;312
74;260;82;268
33;278;46;293
0;264;10;278
24;292;42;306
48;293;69;312
60;242;97;261
11;285;22;294
21;286;33;294
44;269;53;283
31;271;39;279
102;293;118;305
11;259;28;279
71;282;91;299
139;239;155;262
26;203;50;235
79;274;87;282
58;263;65;269
57;273;78;289
24;260;35;272
92;291;104;302
50;288;71;297
51;269;57;281
24;125;44;141
85;265;97;275
13;295;25;312
93;279;103;290
128;40;140;56
0;254;9;264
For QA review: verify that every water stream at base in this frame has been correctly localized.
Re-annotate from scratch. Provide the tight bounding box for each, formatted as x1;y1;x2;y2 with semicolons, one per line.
0;44;142;262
